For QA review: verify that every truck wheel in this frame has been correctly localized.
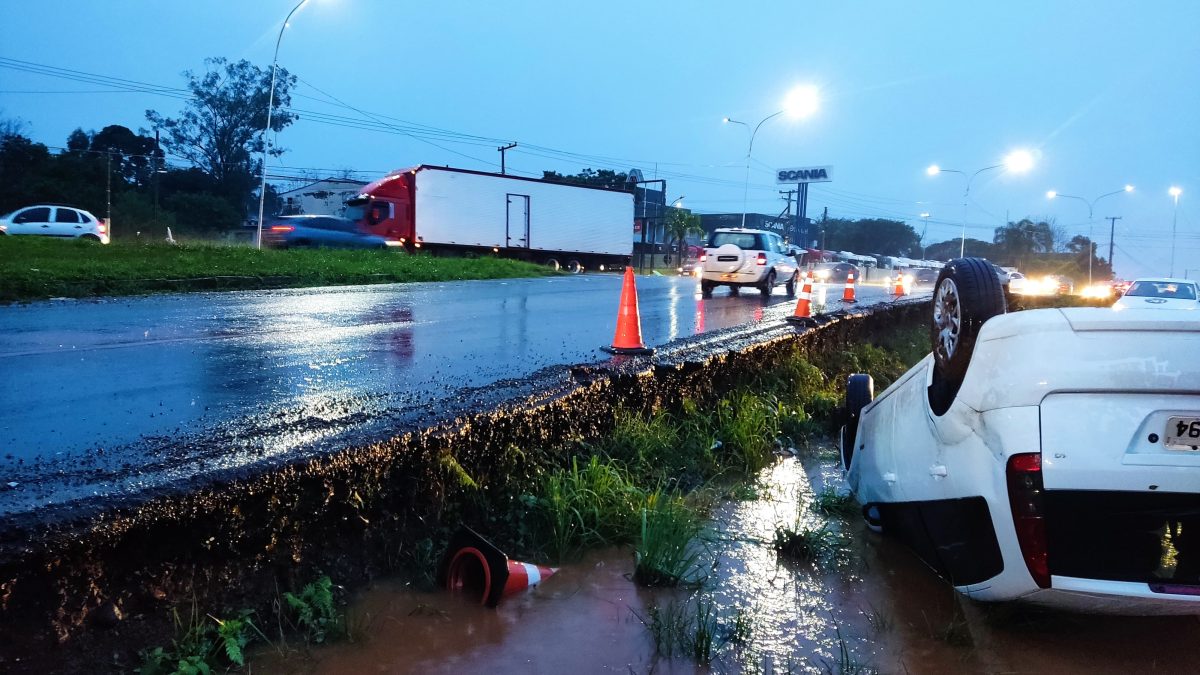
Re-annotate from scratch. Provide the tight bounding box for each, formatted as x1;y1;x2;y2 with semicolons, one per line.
545;258;561;271
759;271;776;297
566;259;583;274
928;257;1006;414
840;373;874;471
785;272;797;297
729;285;740;297
700;280;715;298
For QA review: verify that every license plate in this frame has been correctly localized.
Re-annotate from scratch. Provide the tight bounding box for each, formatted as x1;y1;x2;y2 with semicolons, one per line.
720;273;735;280
1165;416;1200;451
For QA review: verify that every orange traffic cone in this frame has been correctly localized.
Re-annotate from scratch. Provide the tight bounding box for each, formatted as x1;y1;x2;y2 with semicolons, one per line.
893;273;906;298
787;272;814;324
842;271;858;303
602;267;654;355
439;527;558;607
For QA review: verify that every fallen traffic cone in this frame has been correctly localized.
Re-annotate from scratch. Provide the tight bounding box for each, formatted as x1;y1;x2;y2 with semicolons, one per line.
842;271;858;303
438;526;558;607
893;273;906;297
787;272;814;324
602;267;654;355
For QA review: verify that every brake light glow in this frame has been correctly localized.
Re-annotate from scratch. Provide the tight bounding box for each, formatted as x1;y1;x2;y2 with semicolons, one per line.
97;221;108;235
1006;452;1050;589
270;225;295;233
756;252;767;266
699;253;707;262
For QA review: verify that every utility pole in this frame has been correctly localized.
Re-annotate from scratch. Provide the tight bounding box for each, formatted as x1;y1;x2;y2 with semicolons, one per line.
779;189;796;242
820;206;828;251
497;142;517;175
1106;216;1121;276
153;130;161;232
106;150;113;239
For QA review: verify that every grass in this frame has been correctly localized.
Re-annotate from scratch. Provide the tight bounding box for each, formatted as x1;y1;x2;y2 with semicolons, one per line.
810;487;859;518
635;597;728;665
0;237;557;302
537;455;644;561
772;522;842;563
633;488;707;587
138;600;271;675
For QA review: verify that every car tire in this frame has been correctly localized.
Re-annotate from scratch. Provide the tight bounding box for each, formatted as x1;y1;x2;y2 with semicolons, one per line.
566;259;583;274
840;373;874;471
730;285;740;296
785;272;797;297
700;280;715;298
928;257;1006;414
760;271;775;297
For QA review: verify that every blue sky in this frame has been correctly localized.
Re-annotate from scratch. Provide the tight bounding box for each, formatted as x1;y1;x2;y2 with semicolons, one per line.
2;0;1197;278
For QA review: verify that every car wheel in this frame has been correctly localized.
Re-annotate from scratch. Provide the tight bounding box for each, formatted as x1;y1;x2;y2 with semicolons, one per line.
929;257;1006;413
545;258;561;271
566;259;583;274
700;280;715;298
730;285;740;296
840;373;874;471
760;271;775;297
785;272;797;297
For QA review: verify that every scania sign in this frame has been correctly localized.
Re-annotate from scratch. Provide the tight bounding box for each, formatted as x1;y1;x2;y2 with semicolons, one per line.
776;166;833;184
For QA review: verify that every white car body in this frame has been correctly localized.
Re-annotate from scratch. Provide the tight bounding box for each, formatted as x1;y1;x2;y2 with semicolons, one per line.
699;228;798;295
1113;278;1199;312
0;205;110;244
846;306;1200;613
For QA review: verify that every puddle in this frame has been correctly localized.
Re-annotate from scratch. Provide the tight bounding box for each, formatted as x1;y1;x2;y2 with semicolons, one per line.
259;449;1200;674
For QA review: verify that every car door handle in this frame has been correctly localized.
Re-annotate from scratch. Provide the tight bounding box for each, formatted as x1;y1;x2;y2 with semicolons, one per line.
41;224;50;228
929;464;948;478
74;225;82;229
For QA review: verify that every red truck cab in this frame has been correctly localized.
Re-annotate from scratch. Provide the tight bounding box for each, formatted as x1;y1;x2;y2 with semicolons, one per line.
345;169;416;244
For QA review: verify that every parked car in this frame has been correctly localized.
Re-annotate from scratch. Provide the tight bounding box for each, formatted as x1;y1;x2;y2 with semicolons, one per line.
811;261;859;284
698;228;799;298
262;215;394;249
0;205;109;244
1113;278;1199;311
908;267;940;289
841;257;1200;613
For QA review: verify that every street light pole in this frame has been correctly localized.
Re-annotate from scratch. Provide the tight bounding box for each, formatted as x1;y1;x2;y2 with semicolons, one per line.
1046;185;1133;284
724;111;784;230
255;0;308;250
1170;186;1183;277
926;151;1034;259
919;212;930;260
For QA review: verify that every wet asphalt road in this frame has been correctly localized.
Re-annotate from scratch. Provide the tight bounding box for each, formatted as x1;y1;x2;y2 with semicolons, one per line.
0;275;912;513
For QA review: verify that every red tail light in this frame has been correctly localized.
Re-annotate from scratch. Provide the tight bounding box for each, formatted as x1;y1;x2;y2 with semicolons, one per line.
269;225;295;233
756;252;767;266
97;220;108;235
699;253;707;262
1006;453;1050;588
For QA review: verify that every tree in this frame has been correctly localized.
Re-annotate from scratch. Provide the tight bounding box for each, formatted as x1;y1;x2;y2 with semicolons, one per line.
664;209;704;265
146;57;296;211
542;168;632;191
820;218;920;257
66;128;90;153
90;125;157;186
994;219;1055;266
925;238;994;261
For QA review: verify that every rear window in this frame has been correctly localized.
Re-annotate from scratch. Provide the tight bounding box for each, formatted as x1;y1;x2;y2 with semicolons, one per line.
1126;281;1197;300
54;208;80;223
707;232;763;250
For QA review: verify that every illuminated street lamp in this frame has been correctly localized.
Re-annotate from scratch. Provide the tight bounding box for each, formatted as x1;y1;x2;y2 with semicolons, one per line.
1170;186;1183;277
919;212;931;259
725;85;820;230
255;0;309;250
926;150;1036;258
1045;184;1134;284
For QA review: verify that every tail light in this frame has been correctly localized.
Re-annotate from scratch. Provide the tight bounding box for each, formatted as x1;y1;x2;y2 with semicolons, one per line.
756;252;767;266
1006;453;1050;588
269;225;295;233
97;220;108;235
699;253;707;262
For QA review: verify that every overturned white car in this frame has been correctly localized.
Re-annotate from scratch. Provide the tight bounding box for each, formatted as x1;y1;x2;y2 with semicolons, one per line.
841;257;1200;613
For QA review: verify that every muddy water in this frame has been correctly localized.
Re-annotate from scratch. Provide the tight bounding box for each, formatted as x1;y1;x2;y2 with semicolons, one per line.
260;450;1200;674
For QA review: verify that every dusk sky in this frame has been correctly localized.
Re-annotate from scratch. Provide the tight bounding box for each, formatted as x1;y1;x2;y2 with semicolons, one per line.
2;1;1197;278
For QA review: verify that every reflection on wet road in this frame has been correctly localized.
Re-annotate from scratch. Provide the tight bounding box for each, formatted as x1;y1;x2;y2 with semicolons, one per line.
0;276;905;512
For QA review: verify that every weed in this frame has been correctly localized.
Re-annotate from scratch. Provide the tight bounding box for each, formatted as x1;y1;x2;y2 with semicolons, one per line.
283;575;342;644
773;522;841;563
138;602;267;675
538;455;644;561
633;489;706;587
922;608;974;648
820;622;877;675
810;487;859;518
862;604;893;634
634;597;729;665
714;391;779;473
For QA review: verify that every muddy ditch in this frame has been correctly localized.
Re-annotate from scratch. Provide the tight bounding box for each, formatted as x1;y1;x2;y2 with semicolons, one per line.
0;299;928;672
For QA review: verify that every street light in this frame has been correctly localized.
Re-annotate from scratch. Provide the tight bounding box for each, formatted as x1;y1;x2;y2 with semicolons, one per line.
919;212;931;260
255;0;309;250
724;85;819;230
1170;186;1183;277
1045;184;1133;284
925;149;1036;258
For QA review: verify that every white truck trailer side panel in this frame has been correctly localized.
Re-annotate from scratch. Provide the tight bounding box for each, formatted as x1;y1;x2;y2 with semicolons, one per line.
414;168;633;255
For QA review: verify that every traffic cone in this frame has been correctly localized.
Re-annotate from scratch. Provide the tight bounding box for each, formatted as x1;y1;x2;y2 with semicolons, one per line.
842;271;858;303
893;273;906;298
602;267;654;355
438;527;558;607
787;272;814;324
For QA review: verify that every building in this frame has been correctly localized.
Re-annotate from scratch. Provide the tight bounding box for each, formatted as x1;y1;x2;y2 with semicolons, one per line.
276;178;367;218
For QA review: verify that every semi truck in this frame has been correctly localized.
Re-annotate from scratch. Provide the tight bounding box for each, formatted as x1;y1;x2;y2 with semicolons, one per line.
345;165;634;272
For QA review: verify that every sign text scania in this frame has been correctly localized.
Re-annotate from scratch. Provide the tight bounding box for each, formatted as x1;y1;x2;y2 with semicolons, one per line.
776;166;833;184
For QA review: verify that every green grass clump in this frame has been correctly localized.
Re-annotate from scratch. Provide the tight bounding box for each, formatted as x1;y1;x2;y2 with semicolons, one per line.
537;455;644;561
810;487;859;518
138;602;268;675
772;523;842;563
633;488;706;587
636;598;728;665
0;237;556;302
